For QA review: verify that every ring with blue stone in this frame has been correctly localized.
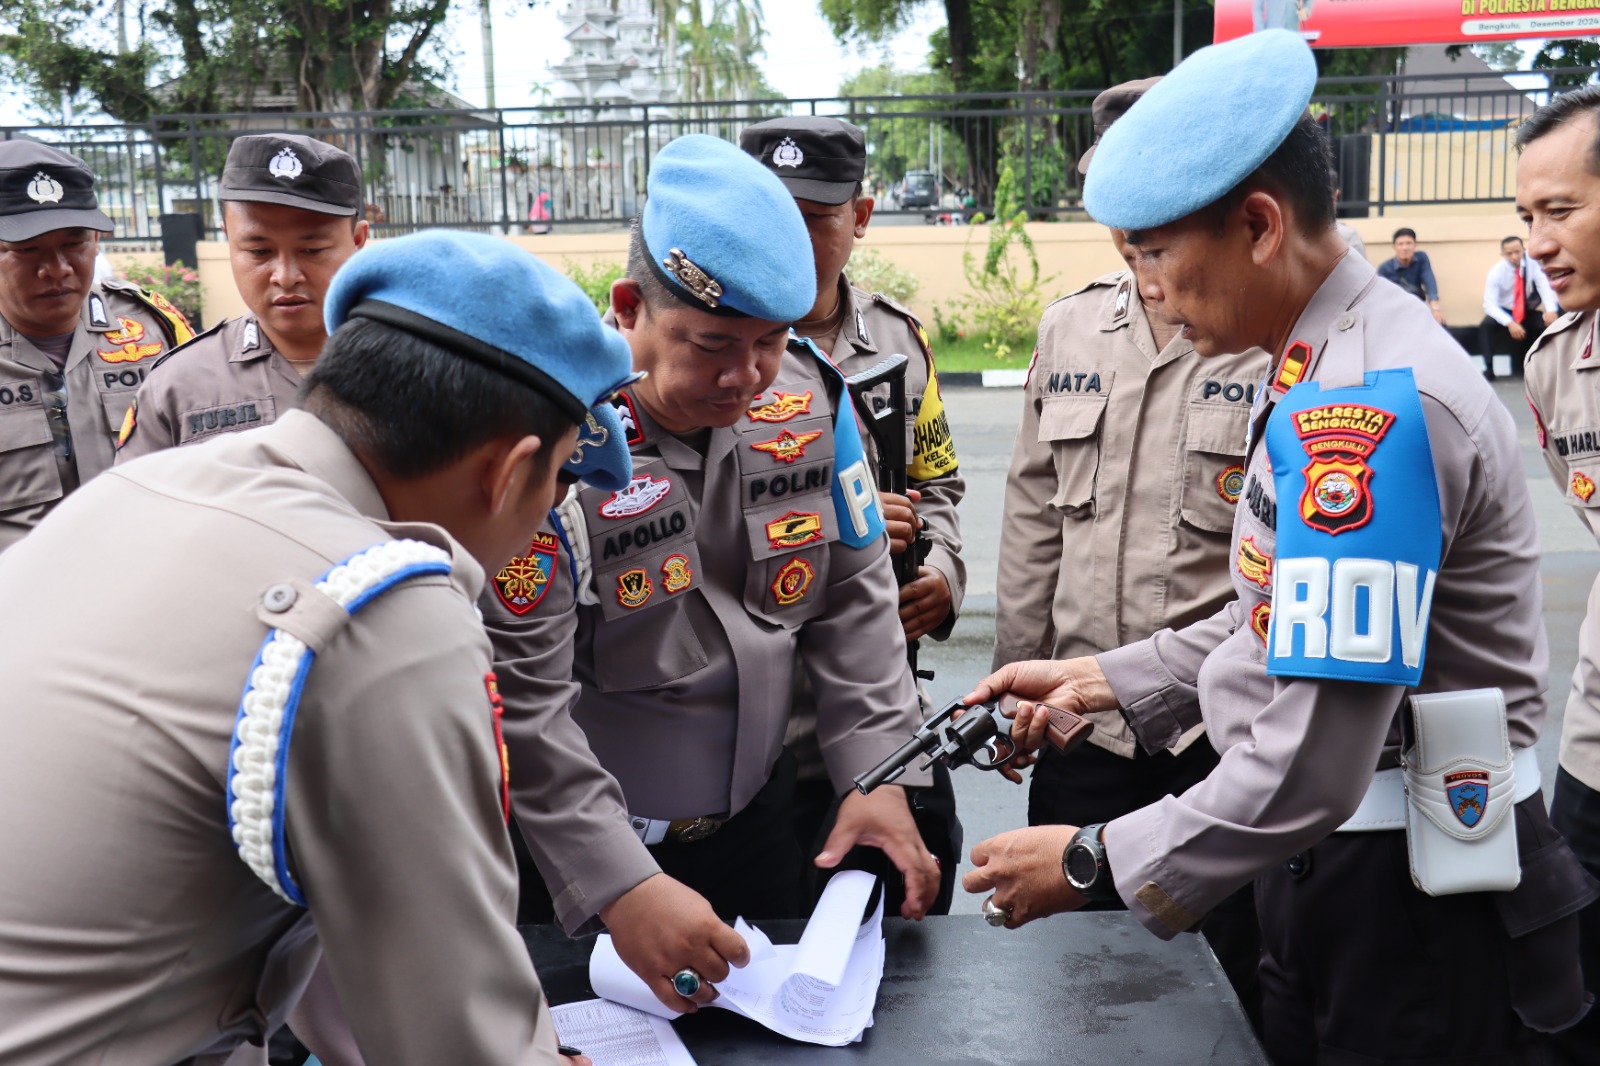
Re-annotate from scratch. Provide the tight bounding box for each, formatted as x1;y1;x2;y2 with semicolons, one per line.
672;967;703;998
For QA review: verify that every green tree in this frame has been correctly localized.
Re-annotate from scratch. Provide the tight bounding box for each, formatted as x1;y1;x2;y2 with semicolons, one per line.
1531;39;1600;89
0;0;456;122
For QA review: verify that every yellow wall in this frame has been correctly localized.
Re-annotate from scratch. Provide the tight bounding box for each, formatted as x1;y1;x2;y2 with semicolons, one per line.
195;209;1532;333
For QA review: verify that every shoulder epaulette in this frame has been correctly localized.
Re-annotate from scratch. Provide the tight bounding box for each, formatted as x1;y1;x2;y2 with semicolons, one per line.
143;318;228;376
1043;270;1126;312
103;278;197;347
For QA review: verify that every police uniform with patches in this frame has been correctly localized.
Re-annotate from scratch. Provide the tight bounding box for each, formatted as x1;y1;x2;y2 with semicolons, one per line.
487;135;930;923
1521;308;1600;1061
1078;32;1595;1060
0;232;636;1063
0;142;193;552
116;135;364;464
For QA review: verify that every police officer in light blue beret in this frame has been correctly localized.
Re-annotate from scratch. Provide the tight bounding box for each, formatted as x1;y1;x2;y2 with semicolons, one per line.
487;135;941;995
0;229;633;1062
962;29;1597;1062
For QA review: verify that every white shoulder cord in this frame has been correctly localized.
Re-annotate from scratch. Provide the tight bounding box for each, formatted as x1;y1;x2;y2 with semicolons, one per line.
227;539;452;906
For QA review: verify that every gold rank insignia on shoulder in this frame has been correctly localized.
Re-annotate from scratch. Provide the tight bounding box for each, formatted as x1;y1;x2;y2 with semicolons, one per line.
663;248;723;308
747;391;813;424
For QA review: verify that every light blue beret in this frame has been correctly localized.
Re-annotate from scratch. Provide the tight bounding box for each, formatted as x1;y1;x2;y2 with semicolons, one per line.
323;230;640;491
1083;29;1318;231
642;134;815;322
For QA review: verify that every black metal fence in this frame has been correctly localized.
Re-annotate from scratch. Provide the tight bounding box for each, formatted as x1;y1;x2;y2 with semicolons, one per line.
7;64;1594;241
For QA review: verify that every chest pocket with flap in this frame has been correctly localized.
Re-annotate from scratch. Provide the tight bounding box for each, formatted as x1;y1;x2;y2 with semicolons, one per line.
1038;394;1107;514
1179;401;1251;533
0;385;63;512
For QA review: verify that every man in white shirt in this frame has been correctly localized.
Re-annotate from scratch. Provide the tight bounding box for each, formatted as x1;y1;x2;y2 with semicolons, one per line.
1480;234;1559;378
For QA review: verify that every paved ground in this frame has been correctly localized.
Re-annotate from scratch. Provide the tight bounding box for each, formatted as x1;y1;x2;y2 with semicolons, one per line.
926;379;1599;915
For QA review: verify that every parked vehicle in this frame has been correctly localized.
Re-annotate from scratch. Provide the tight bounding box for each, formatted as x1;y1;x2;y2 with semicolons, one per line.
899;170;939;210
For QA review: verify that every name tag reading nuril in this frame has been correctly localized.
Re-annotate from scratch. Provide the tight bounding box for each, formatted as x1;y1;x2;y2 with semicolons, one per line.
1265;368;1442;686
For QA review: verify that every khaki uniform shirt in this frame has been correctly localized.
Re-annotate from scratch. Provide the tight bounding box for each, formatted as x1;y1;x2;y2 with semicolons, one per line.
113;314;658;937
116;315;303;461
488;341;930;828
0;412;559;1064
807;279;966;628
0;279;192;551
1524;310;1600;792
995;271;1269;757
1096;252;1552;938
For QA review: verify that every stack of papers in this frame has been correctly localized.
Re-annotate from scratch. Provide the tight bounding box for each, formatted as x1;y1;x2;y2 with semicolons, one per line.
549;998;697;1066
590;869;886;1047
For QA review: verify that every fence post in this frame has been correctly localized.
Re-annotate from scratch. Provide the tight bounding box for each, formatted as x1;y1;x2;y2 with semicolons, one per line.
151;121;167;228
187;118;205;233
1377;76;1390;217
351;112;367;224
498;114;512;235
1023;95;1035;217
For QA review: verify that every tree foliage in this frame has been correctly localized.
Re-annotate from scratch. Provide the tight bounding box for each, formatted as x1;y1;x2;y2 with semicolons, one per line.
0;0;455;122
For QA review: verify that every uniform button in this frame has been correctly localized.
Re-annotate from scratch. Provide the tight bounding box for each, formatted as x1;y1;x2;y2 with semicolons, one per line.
1285;852;1312;878
262;583;297;613
1336;314;1356;332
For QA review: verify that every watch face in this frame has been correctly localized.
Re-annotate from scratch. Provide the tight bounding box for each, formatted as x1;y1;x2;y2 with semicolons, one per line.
1065;842;1099;889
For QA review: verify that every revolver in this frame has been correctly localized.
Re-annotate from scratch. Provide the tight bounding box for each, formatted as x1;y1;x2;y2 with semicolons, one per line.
853;696;1095;794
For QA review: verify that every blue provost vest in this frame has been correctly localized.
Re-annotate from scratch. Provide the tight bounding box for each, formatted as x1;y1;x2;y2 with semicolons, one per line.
1265;366;1442;686
795;337;887;549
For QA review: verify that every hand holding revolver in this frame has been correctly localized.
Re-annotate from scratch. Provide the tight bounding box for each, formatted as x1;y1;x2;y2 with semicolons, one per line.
964;657;1119;783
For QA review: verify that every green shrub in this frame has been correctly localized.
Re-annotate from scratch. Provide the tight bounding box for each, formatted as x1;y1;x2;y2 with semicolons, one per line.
845;246;920;306
121;260;202;325
952;164;1055;361
563;258;627;314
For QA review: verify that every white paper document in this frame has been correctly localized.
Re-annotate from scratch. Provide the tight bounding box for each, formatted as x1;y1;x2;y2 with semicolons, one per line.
549;998;698;1066
589;869;886;1047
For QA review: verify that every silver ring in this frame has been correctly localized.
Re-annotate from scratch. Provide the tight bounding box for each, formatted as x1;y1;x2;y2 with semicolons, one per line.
672;968;703;997
982;896;1011;927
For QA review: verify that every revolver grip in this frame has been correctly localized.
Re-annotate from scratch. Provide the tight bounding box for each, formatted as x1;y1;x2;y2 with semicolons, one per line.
1040;703;1094;755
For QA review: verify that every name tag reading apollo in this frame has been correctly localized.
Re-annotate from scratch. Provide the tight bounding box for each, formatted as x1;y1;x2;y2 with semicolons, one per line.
1265;368;1441;686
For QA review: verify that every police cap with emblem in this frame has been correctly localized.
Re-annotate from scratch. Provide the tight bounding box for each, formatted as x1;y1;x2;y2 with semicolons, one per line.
221;134;363;217
1077;77;1161;176
1084;29;1317;231
323;230;640;489
641;133;815;322
739;116;866;206
0;141;114;243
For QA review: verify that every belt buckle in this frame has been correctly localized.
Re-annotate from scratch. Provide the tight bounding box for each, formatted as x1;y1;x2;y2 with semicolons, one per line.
666;816;723;844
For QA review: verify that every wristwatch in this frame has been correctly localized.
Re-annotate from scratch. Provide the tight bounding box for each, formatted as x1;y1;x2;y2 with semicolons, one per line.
1062;823;1117;902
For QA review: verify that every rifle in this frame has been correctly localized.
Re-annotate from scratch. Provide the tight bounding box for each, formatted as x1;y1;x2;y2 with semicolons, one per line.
844;354;933;681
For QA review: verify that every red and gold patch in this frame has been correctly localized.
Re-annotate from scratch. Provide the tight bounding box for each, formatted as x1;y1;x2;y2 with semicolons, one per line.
115;400;137;450
751;429;823;464
617;567;653;608
146;290;196;343
1575;471;1596;503
1236;536;1272;589
1250;602;1272;645
771;557;815;606
765;510;823;550
1292;402;1395;535
493;532;559;615
485;671;511;822
1216;464;1246;504
1273;340;1312;393
747;391;813;424
104;317;146;345
662;553;693;593
99;339;164;363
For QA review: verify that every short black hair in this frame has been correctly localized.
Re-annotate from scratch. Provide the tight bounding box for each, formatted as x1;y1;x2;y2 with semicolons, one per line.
1201;116;1335;239
1502;235;1524;249
1392;227;1417;242
625;219;679;312
1516;85;1600;172
301;317;573;480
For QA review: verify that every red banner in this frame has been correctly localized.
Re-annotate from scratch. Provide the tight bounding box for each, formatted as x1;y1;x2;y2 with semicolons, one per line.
1215;0;1600;48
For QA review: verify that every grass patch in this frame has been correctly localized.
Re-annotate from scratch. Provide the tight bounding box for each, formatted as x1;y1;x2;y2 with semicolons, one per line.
929;333;1034;372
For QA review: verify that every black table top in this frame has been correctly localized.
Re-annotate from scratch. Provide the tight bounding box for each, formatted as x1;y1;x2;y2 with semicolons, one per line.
522;912;1268;1065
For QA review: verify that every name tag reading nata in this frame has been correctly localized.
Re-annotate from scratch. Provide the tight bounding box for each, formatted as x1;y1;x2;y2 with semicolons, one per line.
1265;367;1442;687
